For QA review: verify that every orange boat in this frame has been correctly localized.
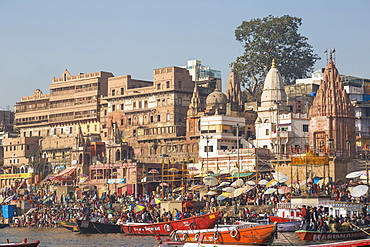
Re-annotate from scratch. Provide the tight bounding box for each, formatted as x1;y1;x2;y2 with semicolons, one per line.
122;211;220;236
171;223;277;245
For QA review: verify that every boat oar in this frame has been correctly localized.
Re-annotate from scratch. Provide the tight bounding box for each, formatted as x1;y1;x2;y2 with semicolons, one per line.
350;223;370;236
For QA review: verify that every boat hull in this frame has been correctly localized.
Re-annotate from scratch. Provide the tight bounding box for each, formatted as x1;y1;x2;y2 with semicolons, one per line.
0;240;40;247
122;211;220;236
76;220;122;234
296;228;370;241
173;223;277;245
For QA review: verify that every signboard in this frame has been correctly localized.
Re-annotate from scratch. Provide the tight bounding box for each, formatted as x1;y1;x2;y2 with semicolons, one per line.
106;178;126;184
0;173;33;180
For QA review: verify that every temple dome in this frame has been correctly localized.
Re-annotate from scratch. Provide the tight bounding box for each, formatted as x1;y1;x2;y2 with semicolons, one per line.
206;87;228;106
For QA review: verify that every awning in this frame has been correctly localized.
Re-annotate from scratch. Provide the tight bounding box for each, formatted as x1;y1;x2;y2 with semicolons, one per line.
50;166;76;180
233;172;253;178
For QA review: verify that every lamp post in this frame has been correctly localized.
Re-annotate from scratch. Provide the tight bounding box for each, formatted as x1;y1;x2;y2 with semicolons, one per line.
236;124;240;180
201;135;213;175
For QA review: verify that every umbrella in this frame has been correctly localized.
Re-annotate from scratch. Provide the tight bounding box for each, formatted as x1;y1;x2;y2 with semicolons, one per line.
26;208;37;214
346;171;363;179
217;192;231;200
168;168;179;172
266;179;278;188
246;181;256;186
273;172;289;183
222;187;236;193
264;188;277;195
148;169;159;173
134;205;146;213
229;187;244;198
173;187;184;192
188;184;205;191
206;191;218;196
203;176;218;186
188;167;198;171
231;178;244;188
278;186;291;194
258;179;269;186
159;182;169;186
219;181;231;187
350;185;368;197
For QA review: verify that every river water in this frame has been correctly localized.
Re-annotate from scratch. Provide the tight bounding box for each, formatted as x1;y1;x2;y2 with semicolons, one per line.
0;227;158;247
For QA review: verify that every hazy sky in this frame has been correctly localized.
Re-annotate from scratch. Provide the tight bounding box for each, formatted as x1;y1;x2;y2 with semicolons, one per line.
1;0;369;109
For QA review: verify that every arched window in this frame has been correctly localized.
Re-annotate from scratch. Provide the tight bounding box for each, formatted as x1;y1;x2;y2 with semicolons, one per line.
116;150;121;161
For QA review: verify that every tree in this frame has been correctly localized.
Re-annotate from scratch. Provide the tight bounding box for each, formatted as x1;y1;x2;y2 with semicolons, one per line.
233;15;320;101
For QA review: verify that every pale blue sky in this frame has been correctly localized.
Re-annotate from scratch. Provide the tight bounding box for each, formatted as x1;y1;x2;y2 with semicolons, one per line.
1;0;369;108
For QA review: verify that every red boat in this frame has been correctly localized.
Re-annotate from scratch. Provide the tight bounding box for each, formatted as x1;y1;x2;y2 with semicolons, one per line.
156;238;370;247
0;239;40;247
171;223;277;245
122;211;220;236
269;215;299;223
296;228;370;241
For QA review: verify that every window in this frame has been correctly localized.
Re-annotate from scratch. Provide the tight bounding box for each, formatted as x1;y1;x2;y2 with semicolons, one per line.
133;102;136;108
70;127;73;133
120;88;124;95
94;125;97;132
303;124;309;132
120;104;124;110
166;81;170;88
266;129;269;135
162;99;165;106
54;128;57;135
178;81;182;88
128;118;132;125
61;128;64;134
178;97;182;105
121;119;124;125
112;105;116;111
150;116;154;123
30;131;32;137
27;145;30;150
112;89;115;96
166;113;170;121
204;145;214;152
104;109;107;116
157;115;161;122
157;83;161;90
220;145;228;150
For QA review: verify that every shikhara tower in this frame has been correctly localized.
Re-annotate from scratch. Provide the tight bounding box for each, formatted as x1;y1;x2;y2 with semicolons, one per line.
309;55;356;157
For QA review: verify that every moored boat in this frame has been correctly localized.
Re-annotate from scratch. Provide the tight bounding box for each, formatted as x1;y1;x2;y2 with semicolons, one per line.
0;224;9;229
122;211;220;236
0;239;40;247
59;221;78;232
171;223;277;245
76;220;122;234
295;228;370;241
156;237;370;247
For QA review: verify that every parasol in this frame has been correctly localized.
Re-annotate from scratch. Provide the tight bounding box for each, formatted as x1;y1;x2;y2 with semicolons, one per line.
264;188;277;195
134;205;146;213
229;187;245;198
217;192;231;200
203;176;218;186
278;186;292;194
231;178;244;188
159;182;169;186
246;181;256;186
148;169;159;174
346;171;363;179
219;181;231;187
350;185;368;197
188;184;205;191
206;191;218;196
222;186;236;193
273;172;289;183
266;179;278;188
258;179;269;186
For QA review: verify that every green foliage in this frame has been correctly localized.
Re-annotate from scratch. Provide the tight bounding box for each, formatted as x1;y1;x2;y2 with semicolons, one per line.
234;15;320;101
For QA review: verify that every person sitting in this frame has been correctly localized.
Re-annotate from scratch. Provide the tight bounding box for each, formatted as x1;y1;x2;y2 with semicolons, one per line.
340;217;352;232
330;218;341;232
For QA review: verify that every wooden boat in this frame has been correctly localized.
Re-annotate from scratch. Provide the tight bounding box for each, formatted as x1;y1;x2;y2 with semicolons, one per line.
296;228;370;241
269;215;299;223
59;221;78;232
0;224;9;229
0;239;40;247
122;211;220;236
76;220;122;234
236;217;301;232
171;223;277;245
156;237;370;247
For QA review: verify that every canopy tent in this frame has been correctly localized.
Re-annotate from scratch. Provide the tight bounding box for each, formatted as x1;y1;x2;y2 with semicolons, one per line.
50;166;76;180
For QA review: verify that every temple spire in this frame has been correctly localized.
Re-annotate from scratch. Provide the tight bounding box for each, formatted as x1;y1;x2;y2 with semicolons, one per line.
226;64;243;109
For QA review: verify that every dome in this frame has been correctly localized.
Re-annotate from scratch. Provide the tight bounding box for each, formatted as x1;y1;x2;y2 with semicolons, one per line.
206;87;228;105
